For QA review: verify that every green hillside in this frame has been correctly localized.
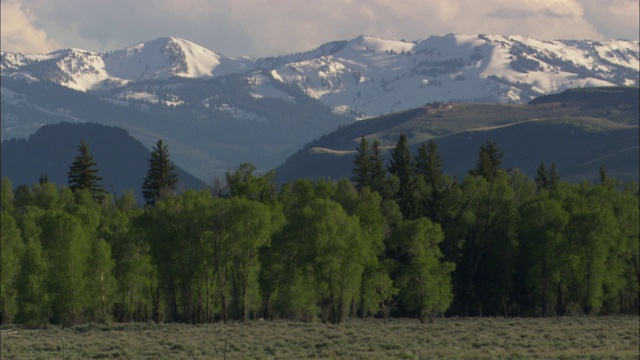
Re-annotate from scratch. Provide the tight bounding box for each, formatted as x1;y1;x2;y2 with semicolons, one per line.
276;87;639;184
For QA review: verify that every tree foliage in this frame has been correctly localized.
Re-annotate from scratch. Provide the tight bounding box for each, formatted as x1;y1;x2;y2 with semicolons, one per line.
1;134;638;326
142;139;179;206
67;140;106;201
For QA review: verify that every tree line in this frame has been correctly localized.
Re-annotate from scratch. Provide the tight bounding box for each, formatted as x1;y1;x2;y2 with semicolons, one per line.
1;135;638;327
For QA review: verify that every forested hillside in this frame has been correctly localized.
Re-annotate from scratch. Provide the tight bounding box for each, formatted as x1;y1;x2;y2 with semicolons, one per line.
0;122;204;201
1;136;637;327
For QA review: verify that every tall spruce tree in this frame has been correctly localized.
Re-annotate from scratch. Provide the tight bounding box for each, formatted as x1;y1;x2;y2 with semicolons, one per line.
388;134;417;219
142;140;179;206
535;162;548;192
67;140;106;201
369;139;387;195
415;140;446;221
351;137;371;190
415;140;444;189
548;162;560;189
469;141;504;181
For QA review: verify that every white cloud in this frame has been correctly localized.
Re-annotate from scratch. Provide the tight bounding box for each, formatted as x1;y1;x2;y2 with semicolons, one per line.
2;0;638;56
0;0;61;53
581;0;640;40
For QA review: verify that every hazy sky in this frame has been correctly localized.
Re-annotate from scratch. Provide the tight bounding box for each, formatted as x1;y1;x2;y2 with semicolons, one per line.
2;0;638;57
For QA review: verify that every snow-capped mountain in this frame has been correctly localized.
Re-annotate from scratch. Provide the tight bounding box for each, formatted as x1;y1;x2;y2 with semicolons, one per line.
1;34;638;117
264;34;639;117
1;37;256;91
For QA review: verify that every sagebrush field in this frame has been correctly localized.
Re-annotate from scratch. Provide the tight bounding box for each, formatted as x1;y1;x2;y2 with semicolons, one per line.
1;316;638;359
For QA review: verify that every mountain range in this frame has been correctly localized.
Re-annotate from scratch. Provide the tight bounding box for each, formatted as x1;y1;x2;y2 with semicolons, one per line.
1;34;639;183
3;35;638;116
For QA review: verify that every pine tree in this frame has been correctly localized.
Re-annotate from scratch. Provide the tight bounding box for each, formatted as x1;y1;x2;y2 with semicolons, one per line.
469;141;503;181
67;140;106;201
351;137;371;190
415;140;446;221
415;140;444;189
548;162;560;190
535;162;548;192
142;140;179;206
388;134;417;219
599;164;607;184
369;139;387;195
38;173;49;185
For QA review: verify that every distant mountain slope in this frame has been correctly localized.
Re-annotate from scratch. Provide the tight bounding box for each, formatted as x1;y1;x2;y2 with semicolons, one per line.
275;87;640;184
2;34;638;117
0;75;353;180
1;122;204;201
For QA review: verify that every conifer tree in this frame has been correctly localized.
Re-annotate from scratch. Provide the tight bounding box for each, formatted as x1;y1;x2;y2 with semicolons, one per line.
548;162;560;189
67;140;106;201
599;164;607;184
415;140;446;221
369;139;387;195
388;134;417;219
535;162;548;191
415;140;444;189
142;140;179;206
351;137;371;190
469;141;503;181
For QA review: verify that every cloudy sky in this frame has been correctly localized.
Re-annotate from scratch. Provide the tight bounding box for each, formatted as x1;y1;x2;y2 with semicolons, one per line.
2;0;638;57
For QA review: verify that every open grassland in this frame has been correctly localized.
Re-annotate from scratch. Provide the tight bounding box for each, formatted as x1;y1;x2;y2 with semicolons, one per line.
1;316;638;359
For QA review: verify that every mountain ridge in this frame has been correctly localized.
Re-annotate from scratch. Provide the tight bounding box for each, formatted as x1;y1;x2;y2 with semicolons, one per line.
2;34;638;116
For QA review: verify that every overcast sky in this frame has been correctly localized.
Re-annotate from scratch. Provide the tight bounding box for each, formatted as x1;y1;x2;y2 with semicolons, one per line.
2;0;638;57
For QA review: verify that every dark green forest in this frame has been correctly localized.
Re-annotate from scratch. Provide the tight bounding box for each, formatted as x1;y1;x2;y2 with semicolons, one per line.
1;135;638;327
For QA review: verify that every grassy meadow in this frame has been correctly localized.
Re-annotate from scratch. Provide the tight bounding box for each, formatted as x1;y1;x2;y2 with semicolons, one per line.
1;316;638;359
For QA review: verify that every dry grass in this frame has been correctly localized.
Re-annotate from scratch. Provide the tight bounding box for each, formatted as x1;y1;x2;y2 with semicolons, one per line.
1;316;638;359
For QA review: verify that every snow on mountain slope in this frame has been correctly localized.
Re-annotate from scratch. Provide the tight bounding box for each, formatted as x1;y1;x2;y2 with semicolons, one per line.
1;37;256;91
262;34;639;117
1;34;638;117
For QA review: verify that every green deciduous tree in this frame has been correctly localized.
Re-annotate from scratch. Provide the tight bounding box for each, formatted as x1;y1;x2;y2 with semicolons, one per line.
519;196;569;315
1;208;23;323
392;218;454;323
226;162;277;203
85;238;117;323
40;210;91;326
15;237;49;328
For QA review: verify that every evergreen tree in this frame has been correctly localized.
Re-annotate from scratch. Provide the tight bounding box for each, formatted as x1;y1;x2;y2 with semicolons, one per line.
388;134;417;219
548;163;560;190
415;140;444;189
599;164;607;184
369;139;387;195
67;140;105;201
142;140;179;206
415;140;447;221
535;162;548;192
351;137;371;190
469;141;504;181
38;173;49;185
